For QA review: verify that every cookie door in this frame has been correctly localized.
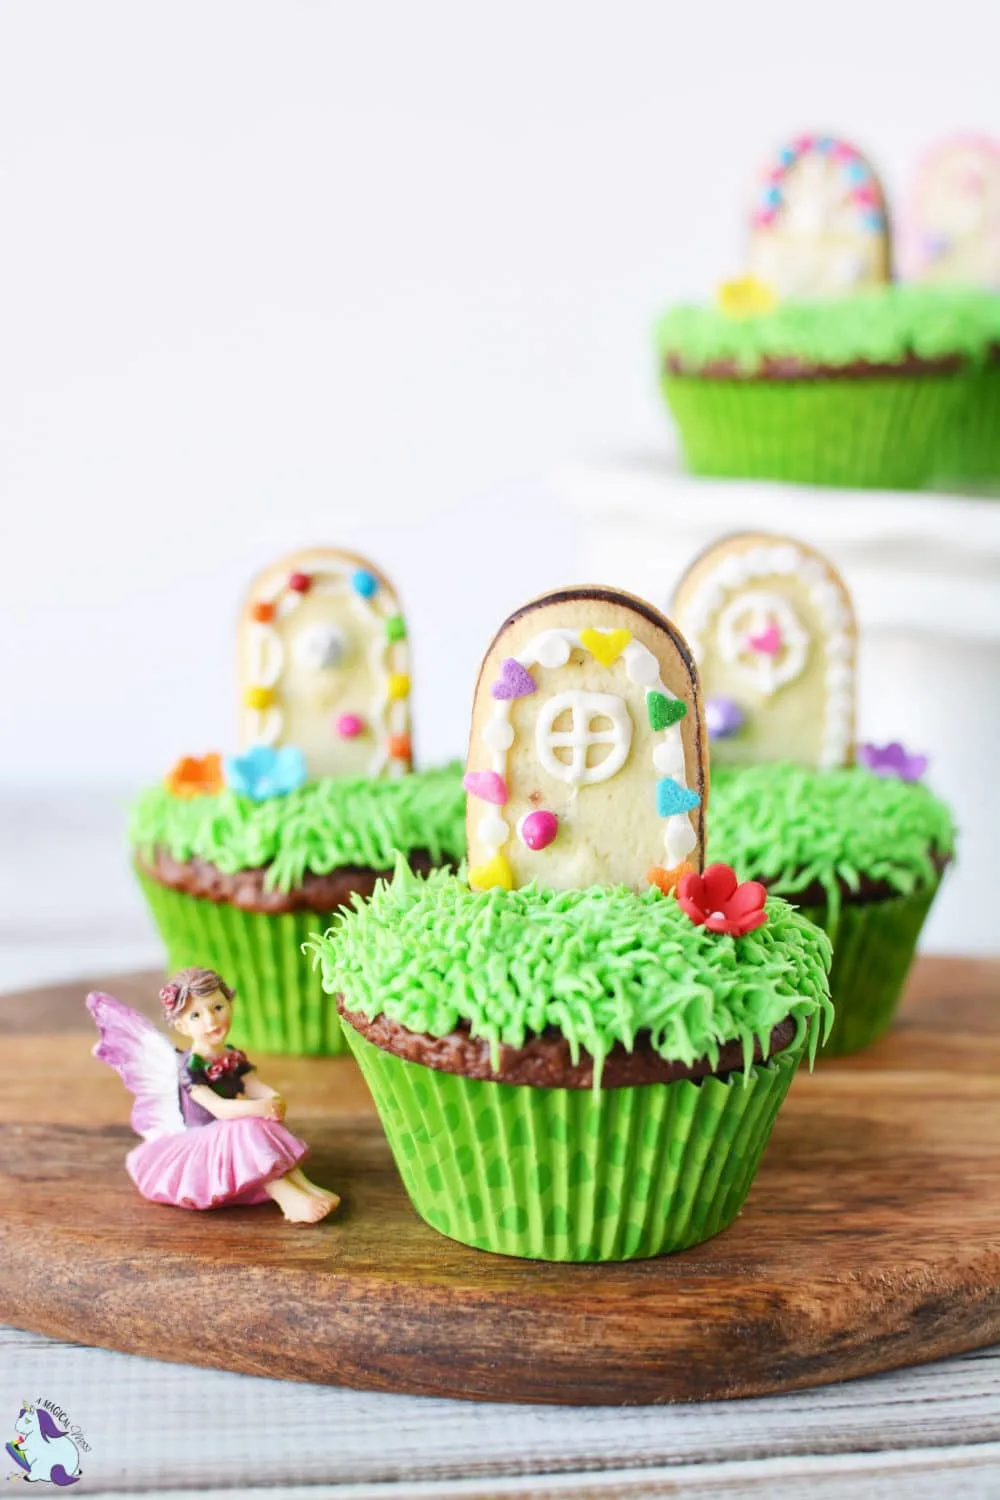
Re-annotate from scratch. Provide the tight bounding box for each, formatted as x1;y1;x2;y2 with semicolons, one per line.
672;533;856;770
238;548;411;782
749;136;890;298
464;587;708;893
906;136;1000;287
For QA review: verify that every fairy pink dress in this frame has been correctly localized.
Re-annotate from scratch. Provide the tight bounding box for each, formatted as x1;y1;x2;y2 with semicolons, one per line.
88;992;308;1210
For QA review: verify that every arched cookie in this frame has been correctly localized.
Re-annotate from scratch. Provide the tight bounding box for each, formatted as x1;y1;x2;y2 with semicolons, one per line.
672;533;856;770
238;548;412;781
748;135;890;299
464;587;708;894
904;135;1000;287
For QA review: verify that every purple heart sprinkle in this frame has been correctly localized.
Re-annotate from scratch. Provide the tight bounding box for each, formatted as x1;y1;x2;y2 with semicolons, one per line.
491;658;536;701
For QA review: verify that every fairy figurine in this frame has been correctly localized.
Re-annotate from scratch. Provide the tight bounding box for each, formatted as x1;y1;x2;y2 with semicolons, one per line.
87;967;340;1223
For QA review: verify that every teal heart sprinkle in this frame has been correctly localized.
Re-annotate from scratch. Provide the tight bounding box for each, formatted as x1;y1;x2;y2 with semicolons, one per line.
657;777;700;816
647;692;688;731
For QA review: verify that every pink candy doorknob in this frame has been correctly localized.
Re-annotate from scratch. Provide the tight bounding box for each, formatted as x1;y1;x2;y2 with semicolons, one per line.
335;713;365;739
518;810;559;851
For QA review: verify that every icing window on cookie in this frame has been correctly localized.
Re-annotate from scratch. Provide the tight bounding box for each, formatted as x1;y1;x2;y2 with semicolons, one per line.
716;591;809;697
535;691;633;787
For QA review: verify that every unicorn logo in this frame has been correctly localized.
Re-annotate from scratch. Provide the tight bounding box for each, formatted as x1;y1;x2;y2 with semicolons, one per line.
6;1401;82;1486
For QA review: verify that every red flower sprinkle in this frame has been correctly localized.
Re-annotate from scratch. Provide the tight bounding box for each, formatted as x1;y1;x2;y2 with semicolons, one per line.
676;863;768;938
288;571;311;593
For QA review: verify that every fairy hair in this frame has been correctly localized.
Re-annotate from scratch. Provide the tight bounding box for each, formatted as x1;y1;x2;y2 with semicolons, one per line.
159;966;235;1021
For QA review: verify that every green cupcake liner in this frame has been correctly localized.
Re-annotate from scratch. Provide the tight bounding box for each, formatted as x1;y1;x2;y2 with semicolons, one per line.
933;365;1000;487
342;1024;804;1262
798;882;940;1057
662;372;962;489
136;871;347;1056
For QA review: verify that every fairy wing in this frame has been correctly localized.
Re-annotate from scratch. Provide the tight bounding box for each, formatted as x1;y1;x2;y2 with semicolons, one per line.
86;991;185;1139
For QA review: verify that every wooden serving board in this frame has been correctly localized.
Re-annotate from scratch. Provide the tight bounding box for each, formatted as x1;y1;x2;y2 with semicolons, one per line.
0;959;998;1406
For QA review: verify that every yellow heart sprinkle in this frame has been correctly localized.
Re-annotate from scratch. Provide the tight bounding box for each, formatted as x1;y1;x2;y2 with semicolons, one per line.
579;628;632;667
468;855;513;891
244;685;275;711
387;673;411;700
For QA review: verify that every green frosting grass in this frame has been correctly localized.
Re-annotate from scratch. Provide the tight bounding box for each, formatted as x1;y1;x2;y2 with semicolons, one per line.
308;860;833;1082
708;763;956;920
657;284;1000;375
129;764;465;892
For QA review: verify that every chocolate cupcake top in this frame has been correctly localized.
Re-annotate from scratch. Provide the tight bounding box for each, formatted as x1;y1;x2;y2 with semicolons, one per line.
130;763;465;894
308;860;833;1083
708;762;956;915
657;284;1000;377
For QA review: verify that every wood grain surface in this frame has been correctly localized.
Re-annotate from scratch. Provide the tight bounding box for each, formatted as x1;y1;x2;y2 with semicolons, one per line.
0;958;997;1407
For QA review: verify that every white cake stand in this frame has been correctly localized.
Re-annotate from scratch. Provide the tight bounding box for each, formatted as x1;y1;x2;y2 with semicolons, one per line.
557;454;1000;956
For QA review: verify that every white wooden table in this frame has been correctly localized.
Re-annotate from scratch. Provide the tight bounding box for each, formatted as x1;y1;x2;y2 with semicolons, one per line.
2;791;998;1498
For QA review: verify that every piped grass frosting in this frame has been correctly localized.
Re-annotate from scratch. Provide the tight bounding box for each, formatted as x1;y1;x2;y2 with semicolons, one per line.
708;763;956;919
130;762;465;891
657;284;1000;376
309;860;834;1080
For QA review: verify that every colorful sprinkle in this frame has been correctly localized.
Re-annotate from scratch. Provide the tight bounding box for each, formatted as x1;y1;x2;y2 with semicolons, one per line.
647;862;694;896
352;569;379;598
647;692;688;731
165;753;224;799
491;658;536;701
856;741;928;783
463;769;509;806
225;744;307;802
716;275;777;320
244;685;275;711
677;863;768;938
335;713;366;739
288;572;311;593
468;854;514;892
518;810;559;851
385;614;407;642
387;673;410;700
579;627;632;667
656;778;700;817
705;697;745;741
388;732;412;761
250;601;275;623
747;623;782;656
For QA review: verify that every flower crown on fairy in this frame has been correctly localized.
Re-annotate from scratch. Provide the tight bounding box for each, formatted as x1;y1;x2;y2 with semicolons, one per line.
158;966;235;1023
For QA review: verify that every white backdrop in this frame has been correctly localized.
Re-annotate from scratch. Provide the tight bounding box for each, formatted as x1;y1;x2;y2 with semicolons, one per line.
2;0;998;782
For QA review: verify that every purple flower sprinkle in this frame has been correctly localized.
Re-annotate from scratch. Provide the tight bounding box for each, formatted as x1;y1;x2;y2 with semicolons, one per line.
705;696;745;741
856;741;928;783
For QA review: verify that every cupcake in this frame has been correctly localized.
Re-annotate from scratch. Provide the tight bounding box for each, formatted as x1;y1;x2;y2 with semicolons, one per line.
132;761;465;1056
902;134;1000;486
672;533;957;1054
657;284;993;490
309;585;833;1261
655;132;1000;489
132;546;466;1056
708;760;954;1056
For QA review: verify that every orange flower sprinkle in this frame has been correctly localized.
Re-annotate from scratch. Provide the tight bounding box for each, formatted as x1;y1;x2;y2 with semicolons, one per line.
647;862;694;896
250;600;275;623
165;753;224;799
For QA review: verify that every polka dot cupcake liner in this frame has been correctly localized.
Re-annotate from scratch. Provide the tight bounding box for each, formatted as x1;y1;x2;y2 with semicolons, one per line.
798;881;942;1057
662;373;964;489
341;1025;805;1262
136;871;349;1056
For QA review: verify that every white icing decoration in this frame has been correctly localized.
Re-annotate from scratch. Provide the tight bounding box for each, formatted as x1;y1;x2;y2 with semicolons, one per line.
482;718;515;752
470;625;700;877
664;816;698;862
535;691;633;787
653;738;687;777
716;590;809;697
623;641;660;686
534;633;573;669
293;623;346;672
678;544;855;767
478;811;510;848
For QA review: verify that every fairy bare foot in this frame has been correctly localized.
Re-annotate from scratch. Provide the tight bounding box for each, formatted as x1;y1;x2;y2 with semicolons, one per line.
287;1167;341;1210
265;1175;337;1224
